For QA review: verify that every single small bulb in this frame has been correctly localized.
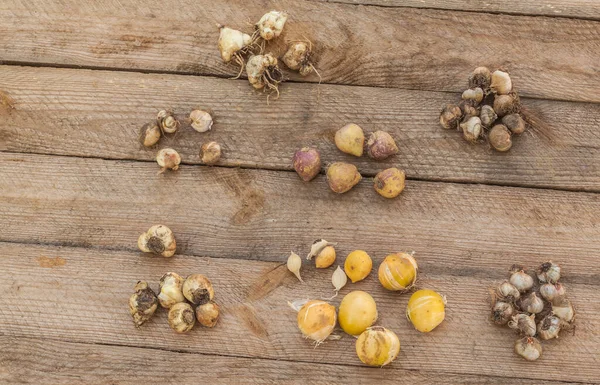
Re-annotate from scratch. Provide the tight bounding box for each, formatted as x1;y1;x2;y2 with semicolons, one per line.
287;251;303;282
296;300;337;344
491;301;514;325
139;122;161;147
157;272;185;308
439;104;463;130
509;270;533;292
282;41;315;76
461;87;484;105
137;224;176;257
373;168;406;199
307;239;336;260
129;281;158;328
515;337;542;361
201;141;222;165
218;26;252;63
508;313;536;337
378;252;418;291
406;289;446;332
327;163;362;194
156;148;181;173
502;113;526;135
537;314;561;340
480;105;498;128
539;282;566;302
490;70;512;95
469;67;491;90
189;109;213;133
460;116;482;143
157;110;179;134
331;266;347;296
338;291;378;336
552;296;575;323
537;261;561;284
497;281;520;301
315;246;336;268
366;131;399;160
355;326;400;367
196;301;220;328
344;250;372;283
168;302;195;333
256;11;288;41
293;147;321;182
183;274;215;305
335;123;365;157
517;292;544;314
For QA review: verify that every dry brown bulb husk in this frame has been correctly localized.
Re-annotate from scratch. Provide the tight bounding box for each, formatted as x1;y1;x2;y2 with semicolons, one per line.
439;104;463;130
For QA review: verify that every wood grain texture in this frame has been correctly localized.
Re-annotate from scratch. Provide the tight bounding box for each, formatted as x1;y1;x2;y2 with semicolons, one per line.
2;337;572;385
2;66;599;191
0;242;598;383
0;1;599;102
1;152;599;280
317;0;600;20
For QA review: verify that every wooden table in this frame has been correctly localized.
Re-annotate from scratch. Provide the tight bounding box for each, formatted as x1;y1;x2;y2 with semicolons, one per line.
1;1;598;383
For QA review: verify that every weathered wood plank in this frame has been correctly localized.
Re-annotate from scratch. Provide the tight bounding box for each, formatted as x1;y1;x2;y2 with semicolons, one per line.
318;0;600;20
2;66;599;191
2;337;569;384
0;153;598;280
0;1;599;102
0;242;597;383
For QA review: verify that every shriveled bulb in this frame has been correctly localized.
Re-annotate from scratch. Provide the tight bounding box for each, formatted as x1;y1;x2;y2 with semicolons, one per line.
469;66;491;90
338;291;378;336
344;250;372;283
129;281;158;328
217;26;252;63
439;104;463;130
139;122;161;147
156;148;181;173
515;337;542;361
378;252;418;291
490;70;512;95
331;266;347;296
517;292;544;314
256;11;288;41
287;251;303;282
296;300;337;344
157;110;179;134
189;109;213;133
201;141;222;165
497;281;520;301
282;41;315;76
138;224;176;257
540;282;566;302
406;289;446;333
537;261;561;284
182;274;215;305
158;272;185;308
168;302;195;333
492;301;514;325
480;105;498;128
493;93;520;117
537;314;561;340
552;296;575;323
355;326;400;367
246;53;283;91
509;270;534;293
196;301;220;328
508;313;536;337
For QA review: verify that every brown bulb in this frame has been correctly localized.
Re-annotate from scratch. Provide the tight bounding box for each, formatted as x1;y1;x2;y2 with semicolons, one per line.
439;104;463;130
489;125;512;152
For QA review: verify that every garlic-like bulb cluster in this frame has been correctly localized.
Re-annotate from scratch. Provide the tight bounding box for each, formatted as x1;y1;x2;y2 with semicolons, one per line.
439;67;526;151
138;225;177;257
491;262;575;361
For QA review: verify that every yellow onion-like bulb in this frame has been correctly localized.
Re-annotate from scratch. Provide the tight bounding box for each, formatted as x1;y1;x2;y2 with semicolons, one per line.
355;326;400;367
297;300;337;344
406;289;446;332
378;252;418;291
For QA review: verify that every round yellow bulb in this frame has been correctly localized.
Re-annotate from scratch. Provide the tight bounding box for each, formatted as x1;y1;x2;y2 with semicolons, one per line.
315;246;336;268
406;289;446;333
338;291;378;336
344;250;372;283
297;300;337;343
378;252;418;291
355;326;400;367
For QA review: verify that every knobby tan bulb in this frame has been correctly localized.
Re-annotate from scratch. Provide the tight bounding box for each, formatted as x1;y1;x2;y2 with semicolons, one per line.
489;125;512;152
139;122;161;147
469;67;491;90
508;313;536;337
183;274;215;305
480;105;498;128
515;337;542;361
168;302;196;333
282;41;315;76
129;281;158;328
137;225;176;257
256;11;288;41
158;272;185;308
502;114;526;135
189;109;213;133
490;70;512;95
439;104;463;130
462;88;484;105
460;116;482;143
246;54;283;91
492;301;514;325
157;110;179;134
218;26;252;63
156;148;181;173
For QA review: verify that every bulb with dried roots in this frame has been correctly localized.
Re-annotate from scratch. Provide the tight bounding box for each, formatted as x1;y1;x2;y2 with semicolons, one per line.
246;54;284;98
282;41;319;78
218;25;254;78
